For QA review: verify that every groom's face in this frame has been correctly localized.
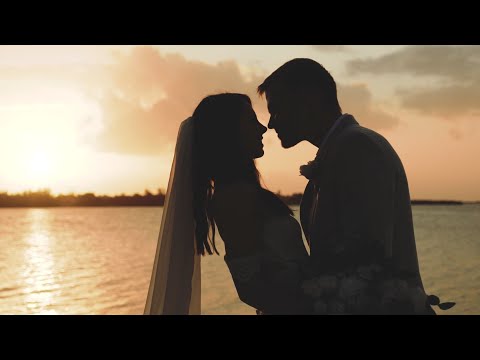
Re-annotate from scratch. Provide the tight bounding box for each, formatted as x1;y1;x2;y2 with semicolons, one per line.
266;91;304;148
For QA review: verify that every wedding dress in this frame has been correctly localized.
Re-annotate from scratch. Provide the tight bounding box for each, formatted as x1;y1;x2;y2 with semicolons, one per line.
225;214;308;288
224;213;311;314
143;117;309;315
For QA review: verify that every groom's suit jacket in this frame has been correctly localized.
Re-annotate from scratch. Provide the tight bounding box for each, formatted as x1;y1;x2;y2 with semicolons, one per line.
300;114;425;288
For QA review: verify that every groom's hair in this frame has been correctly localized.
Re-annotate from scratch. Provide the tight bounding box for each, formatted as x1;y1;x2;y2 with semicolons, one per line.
257;58;341;112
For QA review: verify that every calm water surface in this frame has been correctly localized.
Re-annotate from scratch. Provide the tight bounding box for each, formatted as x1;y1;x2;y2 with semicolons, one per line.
0;205;478;314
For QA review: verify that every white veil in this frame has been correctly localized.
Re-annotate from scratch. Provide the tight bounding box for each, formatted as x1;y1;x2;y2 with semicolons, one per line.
144;117;201;315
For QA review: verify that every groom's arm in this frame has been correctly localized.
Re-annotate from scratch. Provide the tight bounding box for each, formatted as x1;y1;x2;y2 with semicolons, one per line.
319;134;395;272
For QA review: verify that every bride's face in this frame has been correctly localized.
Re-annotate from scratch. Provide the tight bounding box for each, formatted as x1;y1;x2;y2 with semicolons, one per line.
237;103;267;159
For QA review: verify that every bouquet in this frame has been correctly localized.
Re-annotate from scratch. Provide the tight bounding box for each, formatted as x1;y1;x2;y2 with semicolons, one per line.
301;263;455;314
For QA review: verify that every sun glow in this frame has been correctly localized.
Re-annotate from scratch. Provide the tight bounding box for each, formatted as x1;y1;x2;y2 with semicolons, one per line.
0;88;104;194
28;148;54;178
29;151;52;175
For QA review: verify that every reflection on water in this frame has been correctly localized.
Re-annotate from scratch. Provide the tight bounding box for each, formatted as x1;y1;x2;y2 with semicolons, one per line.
23;210;59;314
0;207;163;315
0;205;479;314
20;209;60;314
10;210;60;314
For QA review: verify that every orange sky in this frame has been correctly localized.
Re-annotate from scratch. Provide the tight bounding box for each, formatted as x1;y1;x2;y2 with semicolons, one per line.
0;45;479;201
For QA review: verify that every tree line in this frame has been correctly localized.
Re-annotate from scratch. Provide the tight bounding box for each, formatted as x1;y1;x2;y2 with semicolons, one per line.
0;189;464;208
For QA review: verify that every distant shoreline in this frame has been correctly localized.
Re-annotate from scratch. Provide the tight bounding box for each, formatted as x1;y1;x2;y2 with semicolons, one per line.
0;190;475;208
0;201;473;209
0;203;473;208
410;200;464;205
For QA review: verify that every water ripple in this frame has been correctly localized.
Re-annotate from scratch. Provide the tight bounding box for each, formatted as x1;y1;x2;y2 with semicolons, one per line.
0;205;478;314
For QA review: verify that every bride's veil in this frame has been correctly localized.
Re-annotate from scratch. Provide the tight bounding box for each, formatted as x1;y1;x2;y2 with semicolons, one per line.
144;117;201;315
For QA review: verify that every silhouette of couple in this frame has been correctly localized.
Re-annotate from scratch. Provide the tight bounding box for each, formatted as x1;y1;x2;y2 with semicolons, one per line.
144;58;454;315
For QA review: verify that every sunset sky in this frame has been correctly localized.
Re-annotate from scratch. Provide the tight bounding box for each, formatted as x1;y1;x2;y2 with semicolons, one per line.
0;45;479;201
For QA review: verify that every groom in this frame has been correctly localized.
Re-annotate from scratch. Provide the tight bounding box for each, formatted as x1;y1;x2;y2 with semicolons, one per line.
258;58;433;314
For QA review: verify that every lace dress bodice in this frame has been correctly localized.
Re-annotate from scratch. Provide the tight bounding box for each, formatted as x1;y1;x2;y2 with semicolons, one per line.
224;214;309;290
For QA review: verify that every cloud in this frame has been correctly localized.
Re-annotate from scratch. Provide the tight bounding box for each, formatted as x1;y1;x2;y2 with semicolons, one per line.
91;46;268;155
338;83;399;129
346;46;480;119
396;83;480;118
312;45;351;53
0;45;400;155
449;128;463;141
346;45;480;80
97;47;398;154
0;63;113;115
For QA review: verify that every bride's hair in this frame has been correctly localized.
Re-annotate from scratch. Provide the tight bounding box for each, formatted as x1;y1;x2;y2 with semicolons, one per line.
192;93;292;256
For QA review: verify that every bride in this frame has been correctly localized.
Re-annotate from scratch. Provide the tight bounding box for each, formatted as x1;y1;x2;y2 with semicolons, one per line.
144;93;311;315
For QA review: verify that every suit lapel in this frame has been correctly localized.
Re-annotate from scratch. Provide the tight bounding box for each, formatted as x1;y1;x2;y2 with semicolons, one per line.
300;181;314;245
317;114;359;162
301;114;360;242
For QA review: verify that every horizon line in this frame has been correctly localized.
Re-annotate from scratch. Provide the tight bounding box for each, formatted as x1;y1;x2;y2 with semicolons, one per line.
0;189;478;204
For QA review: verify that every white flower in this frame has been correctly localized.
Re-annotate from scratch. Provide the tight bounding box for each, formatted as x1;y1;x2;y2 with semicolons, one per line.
302;279;320;296
378;278;414;312
328;300;346;314
338;276;369;300
380;281;429;314
381;279;409;299
299;158;323;180
410;286;428;314
357;264;383;281
315;275;338;292
313;300;328;314
302;275;338;298
345;293;374;313
299;161;315;179
357;266;374;280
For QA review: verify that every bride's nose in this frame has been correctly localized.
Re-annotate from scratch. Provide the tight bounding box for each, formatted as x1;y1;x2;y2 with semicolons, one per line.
260;124;267;134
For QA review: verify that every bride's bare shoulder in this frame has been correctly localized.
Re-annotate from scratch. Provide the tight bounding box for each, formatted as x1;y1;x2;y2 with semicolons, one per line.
212;182;260;214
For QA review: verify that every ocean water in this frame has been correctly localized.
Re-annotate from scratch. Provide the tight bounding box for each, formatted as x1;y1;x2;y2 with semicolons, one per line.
0;205;478;315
